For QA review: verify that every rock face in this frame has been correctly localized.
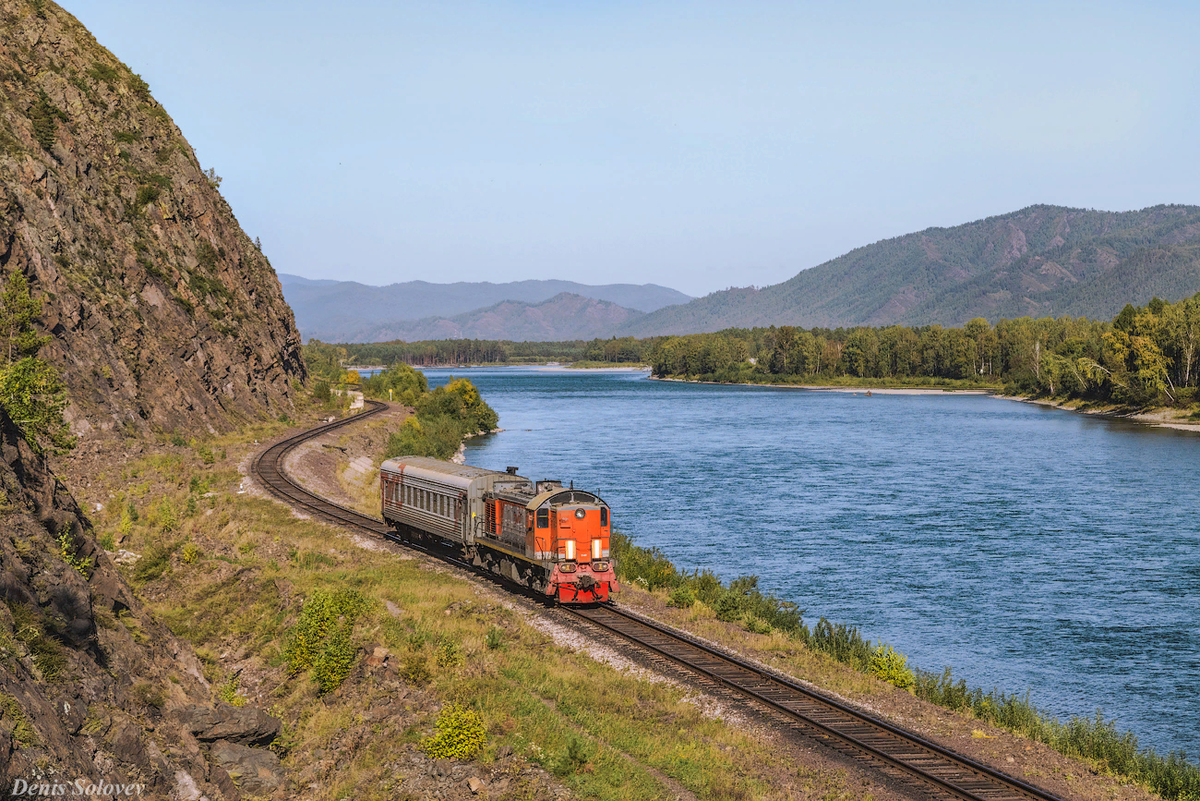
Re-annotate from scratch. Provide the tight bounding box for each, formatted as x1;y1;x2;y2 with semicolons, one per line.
0;0;305;440
0;404;284;799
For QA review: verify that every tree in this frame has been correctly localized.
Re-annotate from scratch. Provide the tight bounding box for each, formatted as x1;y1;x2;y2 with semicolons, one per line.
0;271;75;454
0;272;49;363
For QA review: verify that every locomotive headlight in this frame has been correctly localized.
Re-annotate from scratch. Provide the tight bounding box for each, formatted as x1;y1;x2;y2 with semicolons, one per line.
575;508;586;520
591;539;601;560
592;561;609;573
564;539;576;561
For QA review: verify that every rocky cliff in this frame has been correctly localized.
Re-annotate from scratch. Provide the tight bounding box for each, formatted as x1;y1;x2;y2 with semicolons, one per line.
1;404;285;798
0;0;305;440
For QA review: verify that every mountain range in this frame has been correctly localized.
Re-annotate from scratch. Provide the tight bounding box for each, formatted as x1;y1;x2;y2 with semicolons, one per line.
621;204;1200;336
280;276;690;342
288;205;1200;343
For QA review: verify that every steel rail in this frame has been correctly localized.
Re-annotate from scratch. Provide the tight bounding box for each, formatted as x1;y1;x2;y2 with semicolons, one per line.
565;605;1064;801
251;404;1067;801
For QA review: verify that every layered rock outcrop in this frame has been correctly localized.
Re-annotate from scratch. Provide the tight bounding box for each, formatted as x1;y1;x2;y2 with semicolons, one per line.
0;0;305;440
0;404;284;798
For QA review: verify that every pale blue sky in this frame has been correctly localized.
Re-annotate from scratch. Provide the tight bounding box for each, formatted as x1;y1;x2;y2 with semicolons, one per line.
66;1;1199;297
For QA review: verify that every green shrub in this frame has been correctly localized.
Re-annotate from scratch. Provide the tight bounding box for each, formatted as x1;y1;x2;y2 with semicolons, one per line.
284;588;368;694
421;704;486;761
401;653;431;686
610;531;679;591
55;527;93;577
131;681;166;709
870;644;915;690
313;621;357;694
89;63;120;86
135;184;161;207
436;641;464;669
744;616;772;635
553;736;593;776
132;544;173;584
712;591;742;622
485;627;503;650
0;693;38;747
8;602;66;682
181;543;201;565
666;586;695;608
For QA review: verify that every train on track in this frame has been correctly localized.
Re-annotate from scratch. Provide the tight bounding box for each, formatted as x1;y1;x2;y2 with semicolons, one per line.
380;457;619;603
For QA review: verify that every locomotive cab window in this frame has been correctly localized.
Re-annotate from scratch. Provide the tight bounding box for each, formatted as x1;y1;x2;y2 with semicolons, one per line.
536;508;549;529
601;507;608;527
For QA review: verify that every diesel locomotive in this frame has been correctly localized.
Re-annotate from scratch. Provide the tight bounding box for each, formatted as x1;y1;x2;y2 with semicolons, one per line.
380;457;618;603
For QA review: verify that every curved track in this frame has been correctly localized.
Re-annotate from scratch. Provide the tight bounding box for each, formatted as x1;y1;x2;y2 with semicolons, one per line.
252;405;1066;801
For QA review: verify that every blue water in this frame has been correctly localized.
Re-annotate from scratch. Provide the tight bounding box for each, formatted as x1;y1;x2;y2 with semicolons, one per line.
425;367;1200;759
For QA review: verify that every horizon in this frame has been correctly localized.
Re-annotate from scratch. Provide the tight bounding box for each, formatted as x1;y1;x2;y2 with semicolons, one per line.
65;1;1200;297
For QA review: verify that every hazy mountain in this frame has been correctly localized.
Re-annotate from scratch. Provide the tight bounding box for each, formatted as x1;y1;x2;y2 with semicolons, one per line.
619;204;1200;336
279;275;690;341
349;292;644;343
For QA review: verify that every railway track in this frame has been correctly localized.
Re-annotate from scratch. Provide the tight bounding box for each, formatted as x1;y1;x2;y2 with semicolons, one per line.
252;404;1066;801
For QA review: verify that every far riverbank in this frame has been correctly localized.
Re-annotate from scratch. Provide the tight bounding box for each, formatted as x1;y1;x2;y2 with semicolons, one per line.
651;374;1200;434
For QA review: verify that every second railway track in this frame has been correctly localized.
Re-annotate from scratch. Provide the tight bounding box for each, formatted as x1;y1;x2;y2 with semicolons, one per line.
252;403;1067;801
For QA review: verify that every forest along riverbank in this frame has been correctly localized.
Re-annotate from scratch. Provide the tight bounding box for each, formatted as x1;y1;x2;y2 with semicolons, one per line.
654;373;1200;433
427;366;1200;763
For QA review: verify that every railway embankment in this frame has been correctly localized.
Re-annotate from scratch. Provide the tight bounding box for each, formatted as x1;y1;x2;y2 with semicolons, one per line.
49;391;1182;800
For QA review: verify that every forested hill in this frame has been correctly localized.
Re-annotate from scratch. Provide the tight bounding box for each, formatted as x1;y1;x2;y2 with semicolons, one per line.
620;205;1200;336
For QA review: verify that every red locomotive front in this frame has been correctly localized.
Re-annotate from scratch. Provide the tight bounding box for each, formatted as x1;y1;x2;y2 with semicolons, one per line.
528;487;618;603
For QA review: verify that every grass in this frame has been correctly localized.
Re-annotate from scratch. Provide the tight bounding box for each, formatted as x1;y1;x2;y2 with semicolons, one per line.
612;531;1200;800
77;400;862;801
72;388;1199;800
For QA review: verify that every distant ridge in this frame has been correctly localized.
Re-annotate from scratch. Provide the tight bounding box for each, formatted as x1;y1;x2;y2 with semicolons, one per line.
618;204;1200;336
279;276;690;342
353;292;644;343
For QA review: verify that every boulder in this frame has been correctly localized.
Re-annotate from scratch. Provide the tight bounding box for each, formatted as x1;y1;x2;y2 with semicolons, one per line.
210;740;285;795
183;703;281;746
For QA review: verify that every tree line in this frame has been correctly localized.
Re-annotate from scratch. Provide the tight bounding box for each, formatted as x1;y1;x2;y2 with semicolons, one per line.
307;292;1200;408
303;336;666;369
646;295;1200;406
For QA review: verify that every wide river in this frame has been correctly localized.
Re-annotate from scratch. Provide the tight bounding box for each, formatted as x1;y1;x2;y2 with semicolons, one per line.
425;366;1200;759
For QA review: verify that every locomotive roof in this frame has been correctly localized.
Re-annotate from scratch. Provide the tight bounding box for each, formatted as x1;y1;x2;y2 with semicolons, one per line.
525;488;608;511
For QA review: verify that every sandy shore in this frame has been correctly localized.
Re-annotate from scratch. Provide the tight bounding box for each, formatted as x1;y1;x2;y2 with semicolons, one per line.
533;364;651;373
650;376;992;395
655;375;1200;433
997;394;1200;434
